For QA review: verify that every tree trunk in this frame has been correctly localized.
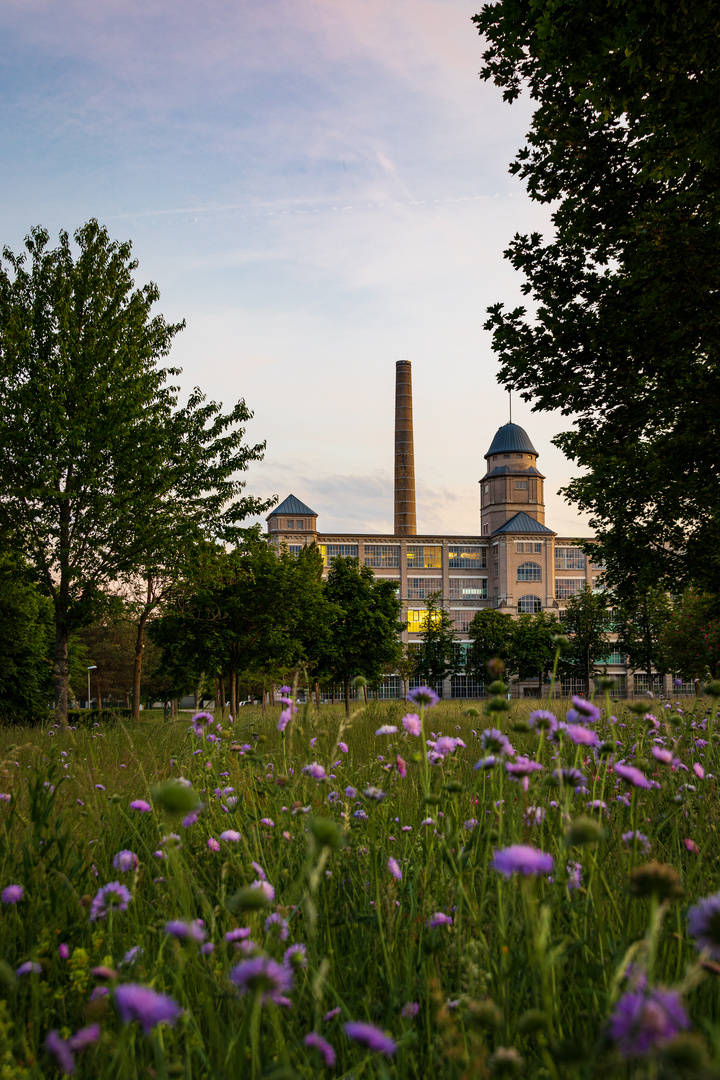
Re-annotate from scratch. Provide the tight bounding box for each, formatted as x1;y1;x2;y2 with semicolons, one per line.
53;621;70;723
219;673;226;718
344;677;351;717
315;681;320;711
131;610;150;722
230;668;237;718
124;691;130;709
262;679;266;718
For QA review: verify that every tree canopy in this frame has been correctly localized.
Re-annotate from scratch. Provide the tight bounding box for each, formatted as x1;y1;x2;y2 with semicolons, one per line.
0;221;271;718
475;0;720;599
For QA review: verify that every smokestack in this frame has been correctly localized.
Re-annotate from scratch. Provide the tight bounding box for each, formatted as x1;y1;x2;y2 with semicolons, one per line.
394;360;417;536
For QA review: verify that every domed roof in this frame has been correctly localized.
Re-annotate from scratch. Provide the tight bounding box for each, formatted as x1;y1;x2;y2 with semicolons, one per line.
484;423;538;459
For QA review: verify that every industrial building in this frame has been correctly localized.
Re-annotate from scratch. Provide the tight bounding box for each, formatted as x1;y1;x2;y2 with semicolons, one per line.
267;362;665;699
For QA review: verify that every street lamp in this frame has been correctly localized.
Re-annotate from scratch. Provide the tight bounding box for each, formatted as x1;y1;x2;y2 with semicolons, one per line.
87;665;97;709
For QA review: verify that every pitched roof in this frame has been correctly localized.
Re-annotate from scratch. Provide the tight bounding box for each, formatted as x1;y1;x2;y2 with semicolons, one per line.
484;465;544;478
485;423;539;458
492;512;555;536
267;494;317;518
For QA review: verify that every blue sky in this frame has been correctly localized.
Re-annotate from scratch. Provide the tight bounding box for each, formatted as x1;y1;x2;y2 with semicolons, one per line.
0;0;591;536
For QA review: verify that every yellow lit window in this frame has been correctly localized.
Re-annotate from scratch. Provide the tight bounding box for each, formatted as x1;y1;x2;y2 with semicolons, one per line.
407;609;443;633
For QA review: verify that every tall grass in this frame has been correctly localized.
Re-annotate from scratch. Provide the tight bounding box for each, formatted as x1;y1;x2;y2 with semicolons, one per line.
0;692;718;1078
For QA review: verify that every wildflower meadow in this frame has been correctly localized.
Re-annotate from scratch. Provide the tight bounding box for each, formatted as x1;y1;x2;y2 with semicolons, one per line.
2;682;720;1078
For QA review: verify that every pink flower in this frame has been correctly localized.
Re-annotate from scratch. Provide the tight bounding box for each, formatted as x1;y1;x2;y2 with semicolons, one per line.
207;838;221;852
402;714;422;736
652;747;674;765
338;741;348;753
388;857;402;881
305;1031;336;1067
302;762;326;781
684;838;699;855
220;830;242;842
427;912;452;927
693;762;705;780
129;800;152;813
396;755;407;778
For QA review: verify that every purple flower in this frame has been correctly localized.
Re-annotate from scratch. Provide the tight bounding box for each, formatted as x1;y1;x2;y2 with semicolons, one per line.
17;961;42;975
114;984;182;1033
226;927;252;942
129;799;152;813
112;850;138;873
191;711;215;736
164;919;206;943
251;880;275;902
622;832;651;854
260;818;275;828
278;709;292;732
614;763;653;790
693;762;705;780
564;724;600;747
491;845;554;878
303;762;326;781
566;696;601;725
345;786;357;798
284;943;307;969
388;857;402;881
402;713;422;736
344;1020;397;1057
68;1024;100;1051
396;755;407;777
474;755;497;770
407;686;439;707
687;891;720;959
265;913;289;940
324;1006;341;1021
46;1031;74;1074
375;725;398;735
89;882;131;922
305;1031;337;1066
1;884;23;904
251;861;267;880
505;756;543;778
208;837;221;852
59;943;70;960
528;709;558;733
338;741;348;753
430;736;465;758
120;946;144;967
230;956;293;1003
652;747;674;765
480;728;514;756
427;912;452;928
553;768;586;788
220;830;242;842
401;1001;419;1018
608;987;689;1057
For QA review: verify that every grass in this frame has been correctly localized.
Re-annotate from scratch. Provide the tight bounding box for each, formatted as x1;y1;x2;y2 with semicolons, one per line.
0;691;719;1078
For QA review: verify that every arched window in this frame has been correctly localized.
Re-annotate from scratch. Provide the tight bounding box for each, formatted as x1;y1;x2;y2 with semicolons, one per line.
518;595;542;614
517;561;542;582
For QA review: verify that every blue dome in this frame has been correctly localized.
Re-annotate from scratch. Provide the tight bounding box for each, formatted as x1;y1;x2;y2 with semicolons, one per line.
485;423;538;458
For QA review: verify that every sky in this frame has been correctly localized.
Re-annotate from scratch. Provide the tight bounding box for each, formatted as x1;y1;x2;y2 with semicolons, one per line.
0;0;592;537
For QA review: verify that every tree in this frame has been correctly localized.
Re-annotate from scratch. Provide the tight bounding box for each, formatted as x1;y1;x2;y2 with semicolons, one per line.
467;609;517;685
411;592;457;692
320;557;403;715
0;221;271;719
511;610;564;696
661;590;720;683
615;587;671;689
559;587;610;695
0;551;54;722
475;1;720;598
150;537;333;715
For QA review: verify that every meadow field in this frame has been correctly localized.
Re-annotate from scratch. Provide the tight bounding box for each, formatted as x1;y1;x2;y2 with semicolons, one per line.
0;688;719;1078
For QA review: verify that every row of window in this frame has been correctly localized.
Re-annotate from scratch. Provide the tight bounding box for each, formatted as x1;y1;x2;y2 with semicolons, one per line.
318;544;488;569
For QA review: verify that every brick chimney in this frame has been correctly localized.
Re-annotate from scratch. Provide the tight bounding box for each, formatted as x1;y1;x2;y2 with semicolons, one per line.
394;360;417;535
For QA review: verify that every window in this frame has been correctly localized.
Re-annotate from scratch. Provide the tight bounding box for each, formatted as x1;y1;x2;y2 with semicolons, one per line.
590;558;606;570
514;481;528;490
407;546;441;569
295;519;304;530
516;542;542;554
449;578;487;600
451;674;487;699
407;609;443;634
448;545;486;569
634;674;664;694
364;545;400;568
493;563;499;577
319;544;358;566
407;577;442;599
286;519;294;530
518;595;542;614
483;485;489;496
555;547;586;570
596;650;624;665
493;544;499;556
287;545;303;556
451;609;480;632
483;523;489;534
555;578;585;599
503;454;510;458
517;561;542;582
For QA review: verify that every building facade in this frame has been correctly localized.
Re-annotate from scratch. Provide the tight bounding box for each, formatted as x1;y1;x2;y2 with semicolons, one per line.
266;364;672;699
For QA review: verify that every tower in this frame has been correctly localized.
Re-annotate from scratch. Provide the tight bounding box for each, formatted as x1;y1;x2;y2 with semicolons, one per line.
479;423;546;536
394;360;417;536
